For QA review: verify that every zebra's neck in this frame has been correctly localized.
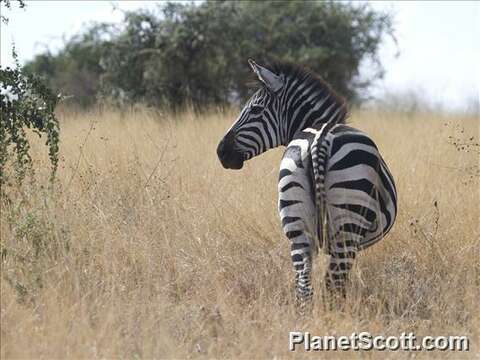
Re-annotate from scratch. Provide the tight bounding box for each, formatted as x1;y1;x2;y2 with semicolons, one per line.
278;77;348;145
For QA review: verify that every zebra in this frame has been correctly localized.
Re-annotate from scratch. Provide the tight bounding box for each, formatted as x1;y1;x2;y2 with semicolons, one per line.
217;59;397;310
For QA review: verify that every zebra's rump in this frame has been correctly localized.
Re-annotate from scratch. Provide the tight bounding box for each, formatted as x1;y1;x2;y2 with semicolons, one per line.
308;124;397;253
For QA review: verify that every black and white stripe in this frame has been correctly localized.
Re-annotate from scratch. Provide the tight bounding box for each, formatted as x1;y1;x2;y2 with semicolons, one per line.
217;60;397;311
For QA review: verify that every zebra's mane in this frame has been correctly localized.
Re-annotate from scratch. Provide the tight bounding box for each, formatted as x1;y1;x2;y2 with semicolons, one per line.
251;60;349;124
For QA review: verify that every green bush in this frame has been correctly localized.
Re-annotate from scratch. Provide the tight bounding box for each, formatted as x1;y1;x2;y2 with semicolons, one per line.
1;0;60;190
0;53;60;188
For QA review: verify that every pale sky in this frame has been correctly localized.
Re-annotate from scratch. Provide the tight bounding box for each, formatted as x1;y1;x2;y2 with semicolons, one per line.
1;1;479;111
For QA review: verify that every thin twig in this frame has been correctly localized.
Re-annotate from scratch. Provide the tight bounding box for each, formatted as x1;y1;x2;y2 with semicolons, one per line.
425;161;476;171
65;117;96;192
144;138;170;189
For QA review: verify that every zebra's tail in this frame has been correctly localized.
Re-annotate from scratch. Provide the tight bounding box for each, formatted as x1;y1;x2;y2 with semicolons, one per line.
310;121;337;255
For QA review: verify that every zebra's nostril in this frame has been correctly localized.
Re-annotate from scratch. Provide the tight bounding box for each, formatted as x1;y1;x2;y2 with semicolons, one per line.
217;132;235;158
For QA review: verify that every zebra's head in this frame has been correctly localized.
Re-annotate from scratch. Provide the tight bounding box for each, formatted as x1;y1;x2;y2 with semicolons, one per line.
217;59;348;169
217;59;284;170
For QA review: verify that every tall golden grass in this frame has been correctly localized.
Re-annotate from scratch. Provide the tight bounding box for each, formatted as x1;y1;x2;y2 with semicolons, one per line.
1;107;479;359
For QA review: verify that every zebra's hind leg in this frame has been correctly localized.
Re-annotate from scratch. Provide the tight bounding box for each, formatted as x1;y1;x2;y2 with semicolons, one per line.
324;235;358;310
291;242;313;314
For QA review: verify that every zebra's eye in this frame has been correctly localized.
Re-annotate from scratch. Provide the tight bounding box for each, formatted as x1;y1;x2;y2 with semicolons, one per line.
250;106;263;115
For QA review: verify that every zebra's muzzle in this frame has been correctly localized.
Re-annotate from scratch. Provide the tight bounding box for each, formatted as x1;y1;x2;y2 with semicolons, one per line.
217;133;244;169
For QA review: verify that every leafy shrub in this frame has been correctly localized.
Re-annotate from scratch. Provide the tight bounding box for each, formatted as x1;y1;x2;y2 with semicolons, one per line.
0;50;60;188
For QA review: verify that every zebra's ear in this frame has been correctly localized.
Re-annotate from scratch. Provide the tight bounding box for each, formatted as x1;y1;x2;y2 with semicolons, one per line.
248;59;283;92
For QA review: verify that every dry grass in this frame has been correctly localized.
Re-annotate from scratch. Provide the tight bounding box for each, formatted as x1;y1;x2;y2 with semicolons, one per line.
1;107;479;359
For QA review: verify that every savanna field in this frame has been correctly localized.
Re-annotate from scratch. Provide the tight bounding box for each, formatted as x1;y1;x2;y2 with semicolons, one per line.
1;107;479;359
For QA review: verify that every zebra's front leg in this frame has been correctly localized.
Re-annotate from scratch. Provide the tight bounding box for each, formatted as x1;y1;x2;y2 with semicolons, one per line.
324;235;358;310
